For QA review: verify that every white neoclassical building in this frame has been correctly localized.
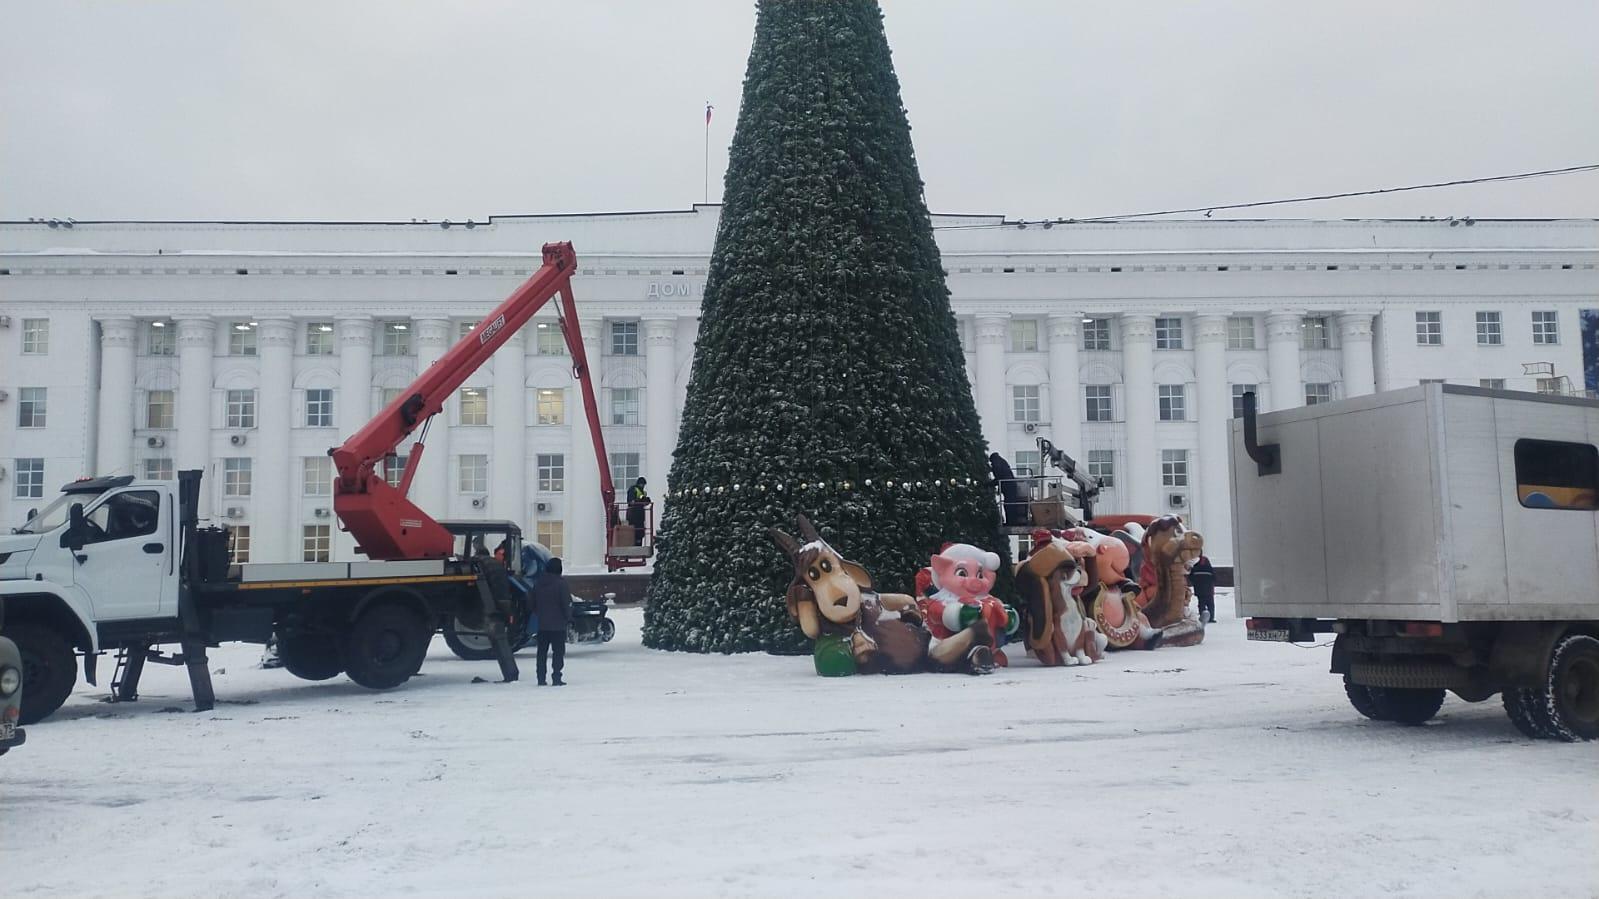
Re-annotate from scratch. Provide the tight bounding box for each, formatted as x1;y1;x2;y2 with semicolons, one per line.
2;209;1595;568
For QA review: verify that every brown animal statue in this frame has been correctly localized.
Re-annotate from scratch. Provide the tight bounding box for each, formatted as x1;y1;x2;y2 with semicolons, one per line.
769;515;930;676
1136;515;1206;647
1015;530;1106;666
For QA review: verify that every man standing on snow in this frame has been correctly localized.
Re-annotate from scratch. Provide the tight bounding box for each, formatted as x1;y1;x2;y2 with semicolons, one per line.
530;557;573;686
1189;554;1217;624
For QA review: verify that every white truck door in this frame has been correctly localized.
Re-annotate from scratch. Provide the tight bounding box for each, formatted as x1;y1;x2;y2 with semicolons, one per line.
73;489;168;620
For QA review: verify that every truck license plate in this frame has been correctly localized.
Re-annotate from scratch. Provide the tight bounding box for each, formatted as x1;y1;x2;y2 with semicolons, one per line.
1247;628;1290;642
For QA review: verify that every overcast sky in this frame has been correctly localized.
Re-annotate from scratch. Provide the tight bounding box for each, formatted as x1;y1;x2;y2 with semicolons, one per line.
3;0;1597;223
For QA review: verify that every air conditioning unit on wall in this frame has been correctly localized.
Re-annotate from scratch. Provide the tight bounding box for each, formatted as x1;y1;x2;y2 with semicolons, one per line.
1168;493;1188;509
314;507;330;518
146;436;165;448
536;502;550;513
230;434;247;446
471;497;487;509
225;506;246;519
1023;422;1038;434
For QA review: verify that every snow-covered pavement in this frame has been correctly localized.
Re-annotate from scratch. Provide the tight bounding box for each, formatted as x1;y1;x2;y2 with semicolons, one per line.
4;593;1596;898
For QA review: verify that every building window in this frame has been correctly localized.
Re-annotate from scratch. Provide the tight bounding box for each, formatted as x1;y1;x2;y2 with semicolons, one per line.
1158;384;1186;421
1010;319;1039;353
1532;310;1559;345
144;458;174;480
1231;384;1259;419
1475;311;1503;346
537;454;566;492
536;322;566;355
228;525;251;564
22;318;48;354
1013;450;1041;478
536;388;565;425
1415;311;1442;346
228;321;257;356
1513;438;1599;511
1086;450;1114;487
1300;316;1330;350
378;320;412;356
305;388;334;428
302;525;331;563
536;520;565;558
610;452;641;485
306;322;335;355
18;387;46;428
1012;385;1041;423
1227;316;1256;350
383;454;407;489
1082;318;1111;351
1155;317;1184;350
381;387;406;409
1305;382;1333;406
458;320;476;341
610;320;639;356
611;388;640;426
458;388;489;426
146;389;175;429
1536;377;1563;396
14;458;44;498
223;458;252;497
1161;449;1189;487
146;320;174;356
1084;385;1113;422
458;454;488;494
1480;378;1506;390
303;456;332;496
225;389;256;429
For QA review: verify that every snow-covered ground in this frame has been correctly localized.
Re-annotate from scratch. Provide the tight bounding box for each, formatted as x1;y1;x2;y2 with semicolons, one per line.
4;592;1595;898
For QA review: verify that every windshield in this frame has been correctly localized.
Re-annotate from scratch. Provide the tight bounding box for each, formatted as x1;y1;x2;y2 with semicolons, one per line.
14;489;99;534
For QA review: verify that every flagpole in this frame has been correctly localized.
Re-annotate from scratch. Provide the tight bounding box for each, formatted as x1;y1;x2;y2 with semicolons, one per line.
703;101;711;204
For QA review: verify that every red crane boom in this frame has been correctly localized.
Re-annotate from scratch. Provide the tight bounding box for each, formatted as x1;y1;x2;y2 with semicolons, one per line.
329;242;618;561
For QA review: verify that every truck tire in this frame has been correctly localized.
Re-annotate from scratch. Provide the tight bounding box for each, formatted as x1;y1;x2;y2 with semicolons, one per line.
1370;686;1446;725
443;617;497;661
277;631;344;682
1344;674;1385;720
1503;688;1555;739
344;604;430;690
1543;634;1599;742
9;622;76;725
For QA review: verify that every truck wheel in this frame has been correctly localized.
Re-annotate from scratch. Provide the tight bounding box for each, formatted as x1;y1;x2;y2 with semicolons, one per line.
1344;674;1385;720
9;623;76;725
344;604;430;690
277;632;344;682
1503;688;1555;739
443;617;497;661
1370;686;1446;725
1543;634;1599;742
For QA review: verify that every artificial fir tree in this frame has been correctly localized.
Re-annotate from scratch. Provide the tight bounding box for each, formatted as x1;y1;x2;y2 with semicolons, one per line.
643;0;1010;653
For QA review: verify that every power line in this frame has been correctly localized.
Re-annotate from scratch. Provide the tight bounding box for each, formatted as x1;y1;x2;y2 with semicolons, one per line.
931;163;1599;231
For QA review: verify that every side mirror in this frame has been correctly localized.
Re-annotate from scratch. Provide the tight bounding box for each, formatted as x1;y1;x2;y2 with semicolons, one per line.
65;502;86;552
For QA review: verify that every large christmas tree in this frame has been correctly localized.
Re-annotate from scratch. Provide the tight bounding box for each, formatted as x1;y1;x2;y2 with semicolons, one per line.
642;0;1008;653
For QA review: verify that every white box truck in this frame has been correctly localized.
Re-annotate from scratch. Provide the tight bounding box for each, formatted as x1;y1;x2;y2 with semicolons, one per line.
1231;384;1599;742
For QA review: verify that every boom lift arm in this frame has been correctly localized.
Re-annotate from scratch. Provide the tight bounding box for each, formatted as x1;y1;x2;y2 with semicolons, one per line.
329;242;618;561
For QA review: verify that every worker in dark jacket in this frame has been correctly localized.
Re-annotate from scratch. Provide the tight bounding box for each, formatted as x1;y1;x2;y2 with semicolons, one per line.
1189;555;1217;624
627;477;650;546
530;557;573;685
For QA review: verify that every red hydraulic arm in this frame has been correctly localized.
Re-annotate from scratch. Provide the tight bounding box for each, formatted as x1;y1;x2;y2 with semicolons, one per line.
330;241;617;561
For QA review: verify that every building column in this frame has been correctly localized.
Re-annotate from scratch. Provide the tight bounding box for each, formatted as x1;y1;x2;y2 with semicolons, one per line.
335;316;374;559
1046;313;1082;456
974;314;1009;456
255;318;295;562
96;317;137;477
1120;313;1158;514
644;317;678;494
1338;313;1377;398
1193;314;1233;564
411;318;452;519
176;318;216;519
491;330;527;523
1266;312;1304;411
566;318;605;572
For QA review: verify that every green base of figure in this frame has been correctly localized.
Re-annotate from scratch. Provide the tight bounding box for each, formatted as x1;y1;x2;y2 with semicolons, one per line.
813;633;858;677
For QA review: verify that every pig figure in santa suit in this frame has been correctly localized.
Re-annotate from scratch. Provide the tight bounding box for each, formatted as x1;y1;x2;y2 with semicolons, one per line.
920;543;1020;673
